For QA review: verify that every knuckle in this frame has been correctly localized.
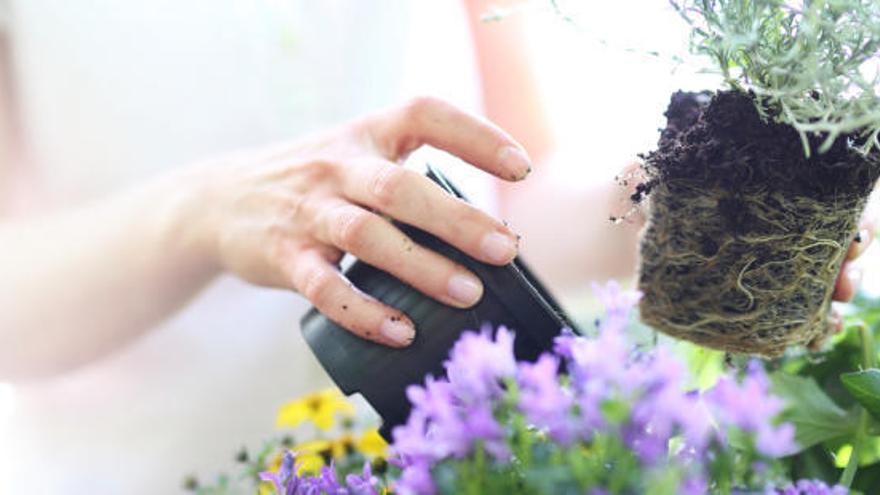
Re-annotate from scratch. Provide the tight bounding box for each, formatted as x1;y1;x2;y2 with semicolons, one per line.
301;268;337;307
456;200;488;225
401;95;445;122
334;206;374;251
370;165;408;208
284;193;307;222
296;159;340;187
308;159;339;179
456;201;501;237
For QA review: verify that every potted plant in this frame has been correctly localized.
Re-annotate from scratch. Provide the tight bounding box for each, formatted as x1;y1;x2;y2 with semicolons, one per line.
637;0;880;356
299;166;578;438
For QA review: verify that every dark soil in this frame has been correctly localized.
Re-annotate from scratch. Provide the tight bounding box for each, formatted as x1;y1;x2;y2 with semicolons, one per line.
637;90;880;356
652;90;878;201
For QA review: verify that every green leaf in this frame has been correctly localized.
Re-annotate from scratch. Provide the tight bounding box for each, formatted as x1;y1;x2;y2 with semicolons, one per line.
785;444;841;485
771;373;859;451
853;460;880;493
841;369;880;422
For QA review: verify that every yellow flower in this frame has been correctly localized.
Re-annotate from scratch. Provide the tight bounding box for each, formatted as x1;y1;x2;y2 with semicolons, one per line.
258;481;275;495
330;434;355;459
276;389;355;431
291;439;332;475
294;451;325;475
356;429;388;459
268;451;282;472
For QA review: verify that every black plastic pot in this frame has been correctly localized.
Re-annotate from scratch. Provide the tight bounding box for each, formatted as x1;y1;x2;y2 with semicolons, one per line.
300;165;579;439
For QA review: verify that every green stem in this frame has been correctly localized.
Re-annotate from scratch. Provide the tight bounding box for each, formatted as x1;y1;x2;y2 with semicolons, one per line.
717;449;733;494
859;323;877;369
473;442;486;495
840;323;876;487
840;409;867;488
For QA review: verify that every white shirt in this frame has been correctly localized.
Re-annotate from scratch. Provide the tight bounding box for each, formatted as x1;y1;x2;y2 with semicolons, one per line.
3;1;491;493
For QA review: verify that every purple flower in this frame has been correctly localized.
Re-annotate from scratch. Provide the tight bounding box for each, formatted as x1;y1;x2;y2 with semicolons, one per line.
461;403;510;460
406;377;456;420
555;283;640;391
391;406;440;463
704;360;797;457
259;450;301;495
705;361;786;432
623;423;668;464
313;462;345;494
756;422;797;458
393;329;512;464
767;479;849;494
680;475;708;495
592;280;642;327
384;281;811;494
394;383;507;462
345;462;379;495
552;327;578;359
444;325;516;404
517;353;577;445
631;351;710;434
563;320;629;391
430;400;508;461
395;459;436;495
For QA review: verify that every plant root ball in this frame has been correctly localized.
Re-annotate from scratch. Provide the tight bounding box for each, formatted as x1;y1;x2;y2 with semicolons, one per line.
638;90;880;357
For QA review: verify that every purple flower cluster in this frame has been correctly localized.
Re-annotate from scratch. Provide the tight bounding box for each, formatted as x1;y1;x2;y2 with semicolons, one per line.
259;451;379;495
706;361;797;458
389;281;808;495
390;326;516;494
763;479;849;495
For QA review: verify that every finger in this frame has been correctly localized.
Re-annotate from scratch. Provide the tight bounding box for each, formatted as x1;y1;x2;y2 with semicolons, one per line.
611;161;648;226
832;262;862;302
846;220;875;261
315;200;485;308
828;308;844;334
289;249;416;347
342;159;518;265
368;96;532;181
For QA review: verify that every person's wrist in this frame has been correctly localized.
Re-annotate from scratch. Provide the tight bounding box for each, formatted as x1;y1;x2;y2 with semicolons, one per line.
157;161;226;275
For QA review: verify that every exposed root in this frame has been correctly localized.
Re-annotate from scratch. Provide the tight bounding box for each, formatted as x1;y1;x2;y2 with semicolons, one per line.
637;90;880;356
639;181;866;356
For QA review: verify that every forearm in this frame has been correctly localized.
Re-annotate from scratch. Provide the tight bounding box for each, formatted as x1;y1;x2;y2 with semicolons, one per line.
0;97;534;378
463;0;555;166
464;2;641;288
0;166;219;380
503;169;641;291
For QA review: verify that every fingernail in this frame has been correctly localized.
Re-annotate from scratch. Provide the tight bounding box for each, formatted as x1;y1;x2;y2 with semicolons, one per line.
480;231;518;264
498;146;532;181
380;317;415;346
448;273;483;307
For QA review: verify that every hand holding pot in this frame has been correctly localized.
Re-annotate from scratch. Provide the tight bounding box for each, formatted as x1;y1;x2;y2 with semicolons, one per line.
194;97;529;347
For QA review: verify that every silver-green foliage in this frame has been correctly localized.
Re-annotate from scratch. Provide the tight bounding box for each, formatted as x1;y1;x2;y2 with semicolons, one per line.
671;0;880;156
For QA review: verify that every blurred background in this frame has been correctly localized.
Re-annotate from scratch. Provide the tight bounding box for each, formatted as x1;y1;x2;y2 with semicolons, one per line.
0;1;872;493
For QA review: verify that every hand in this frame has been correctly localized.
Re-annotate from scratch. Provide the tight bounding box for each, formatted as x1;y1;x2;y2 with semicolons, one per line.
192;97;531;347
832;219;874;302
826;218;874;334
